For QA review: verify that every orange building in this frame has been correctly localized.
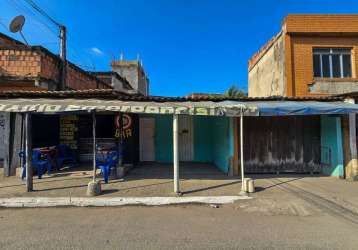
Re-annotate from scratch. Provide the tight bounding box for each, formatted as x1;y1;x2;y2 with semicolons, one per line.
248;14;358;97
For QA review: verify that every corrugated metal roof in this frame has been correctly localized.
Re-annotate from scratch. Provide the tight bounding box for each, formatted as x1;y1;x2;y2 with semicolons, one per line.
0;89;345;102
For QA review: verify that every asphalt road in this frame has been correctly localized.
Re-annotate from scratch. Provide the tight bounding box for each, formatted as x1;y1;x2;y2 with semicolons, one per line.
0;203;357;250
1;176;358;249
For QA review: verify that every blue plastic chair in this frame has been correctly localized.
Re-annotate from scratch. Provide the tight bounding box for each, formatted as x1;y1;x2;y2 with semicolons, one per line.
96;151;119;184
56;144;76;169
19;150;51;179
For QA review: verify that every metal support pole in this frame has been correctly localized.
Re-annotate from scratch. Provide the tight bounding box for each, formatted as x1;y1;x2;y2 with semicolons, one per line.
173;114;180;194
240;112;246;194
92;111;97;182
25;113;33;192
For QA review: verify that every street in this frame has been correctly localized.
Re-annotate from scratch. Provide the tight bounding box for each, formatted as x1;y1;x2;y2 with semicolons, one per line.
1;176;358;250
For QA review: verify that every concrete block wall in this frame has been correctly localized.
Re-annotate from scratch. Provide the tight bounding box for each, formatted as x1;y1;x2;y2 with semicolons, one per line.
111;61;149;95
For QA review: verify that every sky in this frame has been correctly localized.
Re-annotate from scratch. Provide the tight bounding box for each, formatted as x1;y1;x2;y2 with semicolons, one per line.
1;0;358;96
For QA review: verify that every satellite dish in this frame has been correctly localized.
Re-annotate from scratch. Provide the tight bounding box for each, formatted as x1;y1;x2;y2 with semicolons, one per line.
9;15;28;45
9;15;25;33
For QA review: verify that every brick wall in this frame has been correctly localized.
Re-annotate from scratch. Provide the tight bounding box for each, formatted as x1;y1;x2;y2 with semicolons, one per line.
284;15;358;34
40;52;60;82
0;34;111;90
248;15;358;98
0;47;111;90
288;35;358;97
0;49;41;77
66;64;109;90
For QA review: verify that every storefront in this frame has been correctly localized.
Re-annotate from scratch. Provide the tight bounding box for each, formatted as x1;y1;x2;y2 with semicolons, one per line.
1;89;358;194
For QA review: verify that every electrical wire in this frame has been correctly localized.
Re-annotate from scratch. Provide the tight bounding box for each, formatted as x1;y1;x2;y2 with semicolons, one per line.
23;0;61;27
7;0;59;37
6;0;100;72
0;19;9;31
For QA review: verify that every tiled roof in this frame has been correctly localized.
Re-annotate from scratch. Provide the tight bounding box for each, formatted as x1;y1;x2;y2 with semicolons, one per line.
0;89;344;102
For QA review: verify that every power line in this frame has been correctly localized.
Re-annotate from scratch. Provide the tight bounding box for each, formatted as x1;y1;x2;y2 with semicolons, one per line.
0;19;9;31
7;0;100;72
7;0;59;37
22;0;61;27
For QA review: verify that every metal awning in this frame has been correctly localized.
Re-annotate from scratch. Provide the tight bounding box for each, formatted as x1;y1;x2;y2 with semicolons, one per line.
0;98;358;116
249;101;358;116
0;98;255;116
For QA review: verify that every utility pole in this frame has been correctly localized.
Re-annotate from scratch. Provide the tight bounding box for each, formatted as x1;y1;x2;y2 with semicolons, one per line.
59;25;67;90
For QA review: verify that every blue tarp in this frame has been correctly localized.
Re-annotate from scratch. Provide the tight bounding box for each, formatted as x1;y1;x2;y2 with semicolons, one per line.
246;101;358;116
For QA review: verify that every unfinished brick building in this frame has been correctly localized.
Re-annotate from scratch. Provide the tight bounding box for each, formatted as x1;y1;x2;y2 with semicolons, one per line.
0;32;112;91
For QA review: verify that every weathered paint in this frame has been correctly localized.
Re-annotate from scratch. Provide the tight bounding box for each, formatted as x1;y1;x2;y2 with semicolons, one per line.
341;114;358;181
193;116;212;162
142;114;233;173
211;117;232;173
320;116;344;177
243;116;321;173
154;115;173;163
248;33;286;97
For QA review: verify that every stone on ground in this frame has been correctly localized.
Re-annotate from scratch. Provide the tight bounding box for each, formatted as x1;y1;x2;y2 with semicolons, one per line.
86;181;102;196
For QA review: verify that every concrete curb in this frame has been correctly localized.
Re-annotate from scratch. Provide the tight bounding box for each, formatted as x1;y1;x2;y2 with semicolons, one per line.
0;196;252;208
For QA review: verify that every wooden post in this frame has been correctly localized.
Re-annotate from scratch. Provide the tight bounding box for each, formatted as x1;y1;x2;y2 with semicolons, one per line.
25;113;33;192
173;114;180;194
92;111;97;182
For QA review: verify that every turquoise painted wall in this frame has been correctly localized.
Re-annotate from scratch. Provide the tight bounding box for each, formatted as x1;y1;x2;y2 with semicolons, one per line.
211;117;231;173
320;116;344;177
154;115;173;163
144;114;233;173
193;116;213;162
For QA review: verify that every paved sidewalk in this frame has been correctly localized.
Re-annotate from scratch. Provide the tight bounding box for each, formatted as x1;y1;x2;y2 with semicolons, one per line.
0;164;243;198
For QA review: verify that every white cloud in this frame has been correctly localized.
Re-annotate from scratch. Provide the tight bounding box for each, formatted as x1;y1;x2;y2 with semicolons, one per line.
90;47;104;56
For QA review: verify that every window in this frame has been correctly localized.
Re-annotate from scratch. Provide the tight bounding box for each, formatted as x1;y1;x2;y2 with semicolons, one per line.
313;48;352;78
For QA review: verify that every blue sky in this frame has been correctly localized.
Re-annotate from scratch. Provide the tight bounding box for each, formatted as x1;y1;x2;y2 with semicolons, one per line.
1;0;358;96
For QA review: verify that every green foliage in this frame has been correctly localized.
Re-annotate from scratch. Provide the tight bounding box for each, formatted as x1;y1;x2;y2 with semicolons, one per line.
224;85;246;97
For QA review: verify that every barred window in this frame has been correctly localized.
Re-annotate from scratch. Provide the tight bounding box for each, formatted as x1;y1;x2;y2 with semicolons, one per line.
313;48;352;78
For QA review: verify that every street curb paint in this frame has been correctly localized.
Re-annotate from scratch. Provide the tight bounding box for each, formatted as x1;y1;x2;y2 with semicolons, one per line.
0;196;252;208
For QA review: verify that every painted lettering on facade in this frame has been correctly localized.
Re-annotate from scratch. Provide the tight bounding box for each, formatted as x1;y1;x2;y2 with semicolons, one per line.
0;103;257;116
115;114;133;139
